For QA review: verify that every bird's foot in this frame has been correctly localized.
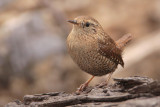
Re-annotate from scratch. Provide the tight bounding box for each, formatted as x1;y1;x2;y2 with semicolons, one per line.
97;81;108;88
76;83;88;94
75;76;94;94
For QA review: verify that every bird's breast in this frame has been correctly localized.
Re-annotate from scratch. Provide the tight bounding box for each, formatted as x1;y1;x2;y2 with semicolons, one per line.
67;34;117;76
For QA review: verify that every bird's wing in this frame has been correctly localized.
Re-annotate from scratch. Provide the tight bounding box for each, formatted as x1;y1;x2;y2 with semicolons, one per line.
97;34;124;67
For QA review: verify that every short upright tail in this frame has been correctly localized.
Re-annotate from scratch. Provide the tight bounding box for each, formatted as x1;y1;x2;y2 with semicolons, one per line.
116;33;132;50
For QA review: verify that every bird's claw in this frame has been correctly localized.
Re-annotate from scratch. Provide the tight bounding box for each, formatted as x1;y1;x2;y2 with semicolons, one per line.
76;83;88;94
97;82;108;88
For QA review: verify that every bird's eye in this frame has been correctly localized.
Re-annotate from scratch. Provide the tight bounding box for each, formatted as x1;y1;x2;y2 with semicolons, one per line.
85;22;90;27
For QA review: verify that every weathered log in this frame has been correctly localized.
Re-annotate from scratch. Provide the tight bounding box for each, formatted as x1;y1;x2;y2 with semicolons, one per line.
5;76;160;107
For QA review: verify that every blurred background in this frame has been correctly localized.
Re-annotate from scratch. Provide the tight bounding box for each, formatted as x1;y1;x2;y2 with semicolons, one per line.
0;0;160;106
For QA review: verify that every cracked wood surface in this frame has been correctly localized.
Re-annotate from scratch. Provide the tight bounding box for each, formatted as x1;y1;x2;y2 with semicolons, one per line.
5;76;160;107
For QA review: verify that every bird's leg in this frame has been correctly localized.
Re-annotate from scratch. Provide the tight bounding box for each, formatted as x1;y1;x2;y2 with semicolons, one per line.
76;76;94;94
98;72;113;88
106;72;113;84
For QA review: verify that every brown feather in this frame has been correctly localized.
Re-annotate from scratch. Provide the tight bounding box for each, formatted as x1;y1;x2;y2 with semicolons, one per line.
116;33;132;50
98;34;124;67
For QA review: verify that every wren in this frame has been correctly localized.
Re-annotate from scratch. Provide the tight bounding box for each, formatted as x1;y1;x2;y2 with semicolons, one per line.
67;16;132;94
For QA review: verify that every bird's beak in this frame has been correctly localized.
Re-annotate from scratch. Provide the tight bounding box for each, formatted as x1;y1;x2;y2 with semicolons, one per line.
67;20;78;25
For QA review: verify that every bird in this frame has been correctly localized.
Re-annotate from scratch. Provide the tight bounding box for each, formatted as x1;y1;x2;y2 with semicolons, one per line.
67;16;132;94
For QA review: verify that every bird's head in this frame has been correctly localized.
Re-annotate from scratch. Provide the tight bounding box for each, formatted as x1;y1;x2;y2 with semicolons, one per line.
68;16;103;35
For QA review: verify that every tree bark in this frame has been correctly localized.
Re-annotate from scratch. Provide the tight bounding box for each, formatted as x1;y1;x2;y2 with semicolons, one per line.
5;76;160;107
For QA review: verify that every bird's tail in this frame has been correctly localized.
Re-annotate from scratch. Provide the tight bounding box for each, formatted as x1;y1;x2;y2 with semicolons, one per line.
116;33;132;50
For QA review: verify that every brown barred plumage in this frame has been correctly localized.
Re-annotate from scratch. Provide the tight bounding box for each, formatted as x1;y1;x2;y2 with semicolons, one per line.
67;16;132;94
